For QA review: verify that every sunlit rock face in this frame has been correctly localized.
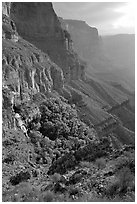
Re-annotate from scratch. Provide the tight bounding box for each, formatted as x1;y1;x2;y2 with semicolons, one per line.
2;38;65;99
2;2;11;17
2;2;18;42
10;2;86;81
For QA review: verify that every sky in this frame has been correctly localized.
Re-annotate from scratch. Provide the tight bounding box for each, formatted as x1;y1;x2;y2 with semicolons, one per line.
53;2;135;35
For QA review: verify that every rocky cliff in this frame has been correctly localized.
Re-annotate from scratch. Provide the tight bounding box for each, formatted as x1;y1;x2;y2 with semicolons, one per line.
9;2;85;81
2;2;11;16
60;19;100;61
2;3;66;128
2;3;18;42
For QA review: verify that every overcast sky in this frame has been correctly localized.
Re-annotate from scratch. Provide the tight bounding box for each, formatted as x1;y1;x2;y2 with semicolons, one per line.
53;2;135;35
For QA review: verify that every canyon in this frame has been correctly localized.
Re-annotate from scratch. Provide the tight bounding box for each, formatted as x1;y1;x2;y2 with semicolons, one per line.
2;2;135;202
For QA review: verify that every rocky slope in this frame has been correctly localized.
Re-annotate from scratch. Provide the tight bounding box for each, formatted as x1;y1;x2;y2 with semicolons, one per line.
2;2;135;202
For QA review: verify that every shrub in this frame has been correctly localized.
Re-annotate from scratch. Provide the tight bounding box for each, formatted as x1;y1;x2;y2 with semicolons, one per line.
117;167;134;194
2;182;39;202
10;171;31;185
3;153;15;164
77;194;123;202
80;161;93;168
95;158;106;169
39;98;90;141
68;186;81;197
39;191;55;202
105;167;134;198
105;180;120;197
115;154;135;174
51;173;61;183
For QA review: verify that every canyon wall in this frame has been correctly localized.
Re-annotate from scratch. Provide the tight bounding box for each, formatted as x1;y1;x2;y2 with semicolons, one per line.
9;2;85;81
60;19;100;61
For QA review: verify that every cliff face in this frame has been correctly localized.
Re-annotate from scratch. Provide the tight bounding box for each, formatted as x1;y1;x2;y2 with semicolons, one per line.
2;2;11;16
2;37;66;127
2;3;18;42
59;18;106;69
2;38;65;94
2;3;66;128
9;2;85;81
60;19;100;61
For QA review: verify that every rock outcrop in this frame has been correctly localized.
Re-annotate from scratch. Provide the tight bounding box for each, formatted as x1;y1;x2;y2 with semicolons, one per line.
2;2;11;17
2;3;18;42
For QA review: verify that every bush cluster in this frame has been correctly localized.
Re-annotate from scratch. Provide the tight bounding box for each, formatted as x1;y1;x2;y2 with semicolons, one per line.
105;167;134;198
39;97;89;141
